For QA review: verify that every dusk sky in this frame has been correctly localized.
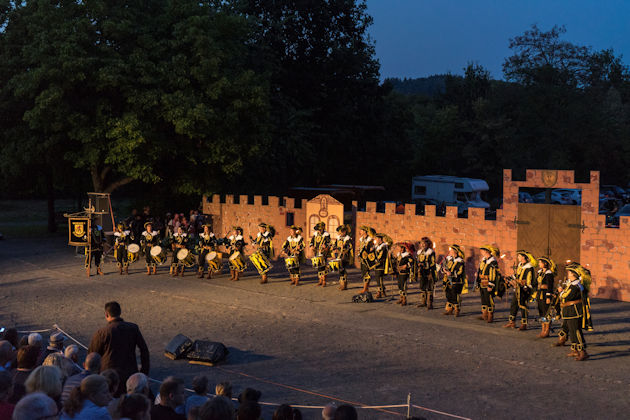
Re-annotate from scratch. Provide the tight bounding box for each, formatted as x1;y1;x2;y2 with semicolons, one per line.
366;0;630;80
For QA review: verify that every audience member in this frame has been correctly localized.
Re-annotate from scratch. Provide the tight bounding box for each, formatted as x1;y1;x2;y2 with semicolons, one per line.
215;382;232;400
25;365;63;406
273;404;293;420
42;332;66;360
117;393;151;420
12;392;58;420
126;372;150;396
322;403;336;420
198;396;234;420
185;375;209;417
61;352;101;405
27;333;44;364
0;370;14;419
17;336;28;349
333;404;357;420
0;341;13;372
1;329;18;351
42;353;77;383
150;376;185;420
61;374;112;419
88;301;150;397
237;401;261;420
64;345;82;373
10;345;39;403
237;388;261;404
101;369;120;419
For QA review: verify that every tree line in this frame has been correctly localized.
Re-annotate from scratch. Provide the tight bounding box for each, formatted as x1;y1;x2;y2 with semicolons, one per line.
1;0;629;230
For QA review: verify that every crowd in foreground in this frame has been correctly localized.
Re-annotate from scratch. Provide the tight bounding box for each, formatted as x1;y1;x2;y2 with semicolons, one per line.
0;301;380;420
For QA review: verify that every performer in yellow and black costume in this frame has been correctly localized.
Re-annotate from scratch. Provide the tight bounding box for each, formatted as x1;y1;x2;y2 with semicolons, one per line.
443;244;466;317
170;226;189;277
333;224;353;291
503;250;535;330
113;222;131;275
141;222;160;275
310;222;331;287
85;222;105;277
197;224;218;279
226;226;246;281
416;237;437;310
553;265;590;361
358;226;376;293
535;256;556;338
476;245;500;323
372;233;392;299
282;225;305;286
395;243;414;306
251;223;275;284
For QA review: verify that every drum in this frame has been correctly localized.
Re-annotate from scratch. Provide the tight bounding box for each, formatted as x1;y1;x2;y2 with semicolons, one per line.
249;251;272;275
205;251;222;272
311;255;326;269
127;244;140;263
177;248;195;267
228;251;246;272
328;258;342;272
150;245;167;265
284;256;299;270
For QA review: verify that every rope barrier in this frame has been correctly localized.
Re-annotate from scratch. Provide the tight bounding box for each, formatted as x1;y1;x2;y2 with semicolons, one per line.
13;324;470;417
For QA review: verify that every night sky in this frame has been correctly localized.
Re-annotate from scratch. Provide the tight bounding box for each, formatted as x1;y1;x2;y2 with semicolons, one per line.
366;0;630;80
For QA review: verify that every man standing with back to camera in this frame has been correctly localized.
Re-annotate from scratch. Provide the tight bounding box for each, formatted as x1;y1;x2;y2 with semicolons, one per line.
89;301;150;397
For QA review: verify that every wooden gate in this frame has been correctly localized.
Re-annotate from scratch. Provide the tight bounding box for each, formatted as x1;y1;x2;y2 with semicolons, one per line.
516;203;581;280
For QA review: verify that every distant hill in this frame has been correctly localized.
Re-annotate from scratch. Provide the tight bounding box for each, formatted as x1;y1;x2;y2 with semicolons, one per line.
385;75;447;96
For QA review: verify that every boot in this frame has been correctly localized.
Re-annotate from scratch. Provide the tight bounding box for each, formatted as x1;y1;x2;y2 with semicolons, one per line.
518;323;527;331
316;275;323;286
538;322;550;338
417;292;427;307
205;269;212;279
152;266;157;275
401;295;407;306
234;271;240;281
443;305;453;315
375;290;382;299
453;306;460;317
567;345;578;357
575;350;589;361
119;266;123;275
146;267;151;275
229;270;235;281
169;265;174;276
396;295;403;304
290;276;295;285
503;320;516;328
553;335;567;347
427;294;433;310
477;310;487;321
360;281;369;294
260;274;268;284
294;276;300;286
86;267;91;277
381;288;387;297
486;311;494;323
338;276;347;290
124;265;129;275
97;267;104;276
180;267;185;277
197;269;204;278
321;276;327;287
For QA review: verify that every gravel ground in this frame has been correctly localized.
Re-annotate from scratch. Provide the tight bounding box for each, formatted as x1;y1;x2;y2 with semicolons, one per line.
1;236;629;419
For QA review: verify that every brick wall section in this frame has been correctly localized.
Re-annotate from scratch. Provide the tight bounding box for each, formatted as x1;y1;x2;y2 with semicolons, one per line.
203;169;630;301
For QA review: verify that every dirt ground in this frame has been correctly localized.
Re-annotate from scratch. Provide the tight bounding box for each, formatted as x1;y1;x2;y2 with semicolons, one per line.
1;233;630;419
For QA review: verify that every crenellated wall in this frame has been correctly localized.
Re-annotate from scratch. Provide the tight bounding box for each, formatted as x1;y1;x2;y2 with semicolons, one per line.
203;169;630;301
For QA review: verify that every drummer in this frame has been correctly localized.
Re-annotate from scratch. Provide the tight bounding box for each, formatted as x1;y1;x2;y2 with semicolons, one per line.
251;223;275;284
309;222;331;287
170;226;189;277
226;226;246;281
197;224;218;279
282;225;305;286
141;222;160;275
113;222;131;275
333;225;353;291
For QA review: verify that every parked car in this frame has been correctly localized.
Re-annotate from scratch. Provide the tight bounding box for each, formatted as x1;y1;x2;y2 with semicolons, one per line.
532;191;573;205
553;189;581;205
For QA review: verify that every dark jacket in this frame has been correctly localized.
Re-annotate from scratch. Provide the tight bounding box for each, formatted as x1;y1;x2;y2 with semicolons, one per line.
88;318;150;386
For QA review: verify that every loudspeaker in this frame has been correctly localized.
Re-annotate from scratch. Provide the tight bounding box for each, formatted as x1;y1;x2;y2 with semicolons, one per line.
164;334;193;360
186;340;228;365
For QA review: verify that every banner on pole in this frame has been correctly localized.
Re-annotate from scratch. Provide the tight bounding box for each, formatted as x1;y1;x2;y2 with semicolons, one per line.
68;217;90;246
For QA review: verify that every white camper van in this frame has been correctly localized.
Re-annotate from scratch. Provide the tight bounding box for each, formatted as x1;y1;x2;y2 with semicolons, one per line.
411;175;490;214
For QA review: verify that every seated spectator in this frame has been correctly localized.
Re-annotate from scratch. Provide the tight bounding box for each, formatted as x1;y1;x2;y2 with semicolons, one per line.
43;353;77;384
198;396;234;420
17;336;28;349
273;404;293;420
150;376;185;420
185;375;209;417
322;403;336;420
126;372;150;396
0;341;13;372
1;329;18;351
28;333;44;364
65;345;82;372
0;370;14;419
237;388;261;404
42;332;66;360
118;393;151;420
333;404;357;420
237;401;261;420
61;374;112;419
101;369;120;419
215;382;232;399
12;392;58;420
61;352;101;405
10;345;39;403
25;365;63;407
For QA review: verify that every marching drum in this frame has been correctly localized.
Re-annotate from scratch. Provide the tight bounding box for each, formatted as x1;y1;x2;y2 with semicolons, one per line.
150;246;167;265
311;255;326;269
205;251;222;272
228;251;246;272
328;258;342;272
249;251;272;275
127;244;140;263
177;248;195;267
284;256;299;270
